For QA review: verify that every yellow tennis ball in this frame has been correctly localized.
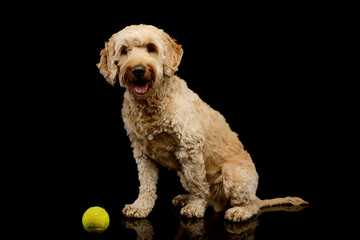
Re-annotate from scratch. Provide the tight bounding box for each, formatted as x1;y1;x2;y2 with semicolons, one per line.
82;206;110;233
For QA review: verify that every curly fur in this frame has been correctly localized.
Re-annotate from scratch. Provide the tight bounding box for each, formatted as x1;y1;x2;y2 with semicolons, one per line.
97;24;308;222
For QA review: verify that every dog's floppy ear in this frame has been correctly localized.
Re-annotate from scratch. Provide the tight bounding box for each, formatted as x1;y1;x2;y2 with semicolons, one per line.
97;35;119;86
162;33;183;78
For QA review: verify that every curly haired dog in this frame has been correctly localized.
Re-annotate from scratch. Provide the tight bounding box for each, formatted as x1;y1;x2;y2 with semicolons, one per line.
97;24;308;222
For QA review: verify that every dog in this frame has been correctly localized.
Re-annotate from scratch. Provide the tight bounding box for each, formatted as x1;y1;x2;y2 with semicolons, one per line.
97;24;308;222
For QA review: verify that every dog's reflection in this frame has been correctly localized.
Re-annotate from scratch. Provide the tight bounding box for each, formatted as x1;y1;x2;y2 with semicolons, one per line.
122;218;154;240
122;205;307;239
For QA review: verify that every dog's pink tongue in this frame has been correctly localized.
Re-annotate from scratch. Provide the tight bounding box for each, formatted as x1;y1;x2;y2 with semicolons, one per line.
134;81;149;95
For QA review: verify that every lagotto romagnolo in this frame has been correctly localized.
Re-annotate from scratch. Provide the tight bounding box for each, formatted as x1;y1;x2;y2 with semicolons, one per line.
97;24;308;222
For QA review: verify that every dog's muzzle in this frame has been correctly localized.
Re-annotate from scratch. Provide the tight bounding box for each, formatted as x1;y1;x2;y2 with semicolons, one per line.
130;64;151;95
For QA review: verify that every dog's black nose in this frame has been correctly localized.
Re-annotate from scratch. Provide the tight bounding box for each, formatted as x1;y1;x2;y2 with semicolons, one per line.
131;65;146;78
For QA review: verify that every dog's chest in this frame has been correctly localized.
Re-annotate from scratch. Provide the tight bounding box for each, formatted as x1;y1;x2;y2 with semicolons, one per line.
145;131;182;171
122;96;183;170
126;116;182;171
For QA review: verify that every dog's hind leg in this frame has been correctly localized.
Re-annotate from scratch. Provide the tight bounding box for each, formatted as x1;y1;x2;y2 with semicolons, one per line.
172;171;191;207
221;156;260;222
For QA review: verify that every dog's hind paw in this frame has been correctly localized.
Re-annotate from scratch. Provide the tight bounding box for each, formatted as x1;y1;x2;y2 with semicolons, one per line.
180;205;205;218
225;206;256;222
172;194;190;207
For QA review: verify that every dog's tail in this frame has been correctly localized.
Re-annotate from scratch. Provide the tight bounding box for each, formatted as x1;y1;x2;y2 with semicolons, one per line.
258;196;308;209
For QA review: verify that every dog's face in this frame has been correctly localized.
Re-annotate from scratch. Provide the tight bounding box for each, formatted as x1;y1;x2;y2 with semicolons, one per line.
97;25;183;98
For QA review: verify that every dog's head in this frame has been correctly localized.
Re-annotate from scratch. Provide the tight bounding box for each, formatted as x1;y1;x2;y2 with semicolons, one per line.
97;25;183;98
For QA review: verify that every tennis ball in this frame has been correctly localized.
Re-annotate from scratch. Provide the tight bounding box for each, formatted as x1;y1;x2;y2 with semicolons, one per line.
82;206;110;233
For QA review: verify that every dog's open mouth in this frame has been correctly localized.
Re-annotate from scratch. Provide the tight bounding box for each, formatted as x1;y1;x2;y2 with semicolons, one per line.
133;79;150;95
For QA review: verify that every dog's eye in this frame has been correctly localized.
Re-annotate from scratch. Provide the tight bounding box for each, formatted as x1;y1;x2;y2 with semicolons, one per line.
121;47;128;55
146;44;156;53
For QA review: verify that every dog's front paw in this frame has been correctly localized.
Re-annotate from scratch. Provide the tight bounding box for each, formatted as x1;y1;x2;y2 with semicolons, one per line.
122;203;152;218
180;204;206;218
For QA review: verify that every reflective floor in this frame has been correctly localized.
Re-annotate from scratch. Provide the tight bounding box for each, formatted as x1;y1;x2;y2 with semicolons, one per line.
79;204;312;239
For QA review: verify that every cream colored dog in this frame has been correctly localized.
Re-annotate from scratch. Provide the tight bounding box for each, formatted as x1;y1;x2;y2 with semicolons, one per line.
97;24;308;222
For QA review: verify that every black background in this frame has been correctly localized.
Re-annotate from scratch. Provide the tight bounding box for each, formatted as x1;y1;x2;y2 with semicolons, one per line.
5;2;345;239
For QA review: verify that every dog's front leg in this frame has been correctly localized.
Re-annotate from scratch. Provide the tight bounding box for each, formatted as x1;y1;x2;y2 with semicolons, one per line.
177;148;210;218
123;148;159;218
